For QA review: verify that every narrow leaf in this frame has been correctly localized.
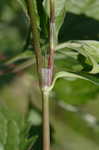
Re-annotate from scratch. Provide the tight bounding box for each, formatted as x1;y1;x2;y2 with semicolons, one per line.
43;0;66;35
48;71;99;91
5;51;34;65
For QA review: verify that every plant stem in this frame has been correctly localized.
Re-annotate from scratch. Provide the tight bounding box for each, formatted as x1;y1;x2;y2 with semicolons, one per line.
26;1;55;150
48;0;56;74
27;0;42;86
42;90;50;150
42;1;56;150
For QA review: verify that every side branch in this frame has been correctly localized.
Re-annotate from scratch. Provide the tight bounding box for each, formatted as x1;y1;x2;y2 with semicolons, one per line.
27;0;42;86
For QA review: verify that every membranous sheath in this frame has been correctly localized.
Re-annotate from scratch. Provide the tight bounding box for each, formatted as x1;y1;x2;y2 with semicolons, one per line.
42;68;53;87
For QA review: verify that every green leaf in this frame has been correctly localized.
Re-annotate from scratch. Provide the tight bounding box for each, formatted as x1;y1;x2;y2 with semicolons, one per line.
5;121;19;150
36;0;49;38
76;40;99;73
0;106;21;150
21;136;37;150
66;0;99;21
0;112;7;145
43;0;66;35
55;48;83;72
5;51;34;65
43;0;99;36
17;0;40;29
0;105;36;150
56;40;99;73
55;0;66;34
16;0;29;19
54;78;99;105
48;71;99;92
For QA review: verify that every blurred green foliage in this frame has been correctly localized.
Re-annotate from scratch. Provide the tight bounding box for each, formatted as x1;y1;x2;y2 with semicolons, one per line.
1;0;99;150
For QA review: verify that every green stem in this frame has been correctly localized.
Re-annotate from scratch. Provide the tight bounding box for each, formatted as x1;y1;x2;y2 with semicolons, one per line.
27;0;42;86
42;90;50;150
26;1;54;150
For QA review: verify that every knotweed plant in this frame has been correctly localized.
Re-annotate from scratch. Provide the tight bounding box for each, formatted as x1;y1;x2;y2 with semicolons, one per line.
3;0;99;150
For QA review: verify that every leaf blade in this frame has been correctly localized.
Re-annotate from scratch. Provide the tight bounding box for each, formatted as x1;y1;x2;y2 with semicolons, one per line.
56;40;99;73
48;71;99;91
